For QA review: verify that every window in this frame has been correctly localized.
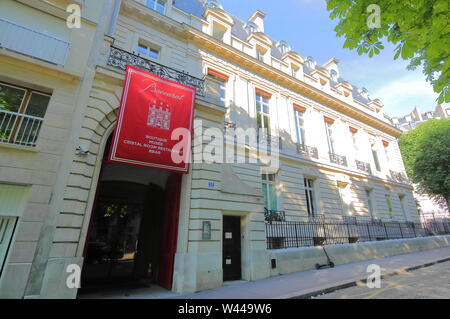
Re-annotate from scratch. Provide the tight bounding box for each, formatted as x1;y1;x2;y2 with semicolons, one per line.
351;131;358;154
206;74;226;107
304;178;316;217
385;194;394;218
291;64;299;78
137;42;160;60
212;22;227;41
256;47;266;62
366;189;374;218
384;144;390;164
0;82;50;147
338;185;353;216
262;174;277;211
372;145;381;171
399;195;408;221
256;93;270;134
324;121;334;154
294;108;305;145
146;0;166;14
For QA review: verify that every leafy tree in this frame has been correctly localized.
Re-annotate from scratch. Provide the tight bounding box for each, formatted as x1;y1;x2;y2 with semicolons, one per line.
326;0;450;103
399;119;450;207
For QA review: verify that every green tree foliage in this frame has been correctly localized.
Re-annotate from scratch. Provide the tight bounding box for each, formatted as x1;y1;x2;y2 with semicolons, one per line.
326;0;450;103
399;119;450;206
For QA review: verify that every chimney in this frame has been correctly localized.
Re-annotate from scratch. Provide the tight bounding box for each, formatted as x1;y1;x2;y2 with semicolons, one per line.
248;10;266;33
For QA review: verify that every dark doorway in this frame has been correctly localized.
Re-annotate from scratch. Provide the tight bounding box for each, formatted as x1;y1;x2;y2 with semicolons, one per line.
222;216;242;281
79;136;182;294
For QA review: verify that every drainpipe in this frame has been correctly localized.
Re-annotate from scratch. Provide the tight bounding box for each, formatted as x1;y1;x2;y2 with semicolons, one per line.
106;0;122;38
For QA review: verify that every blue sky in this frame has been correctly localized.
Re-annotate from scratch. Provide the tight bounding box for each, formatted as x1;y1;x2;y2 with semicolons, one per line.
222;0;447;117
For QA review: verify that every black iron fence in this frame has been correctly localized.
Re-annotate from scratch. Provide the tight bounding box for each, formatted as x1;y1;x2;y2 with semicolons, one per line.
265;217;450;250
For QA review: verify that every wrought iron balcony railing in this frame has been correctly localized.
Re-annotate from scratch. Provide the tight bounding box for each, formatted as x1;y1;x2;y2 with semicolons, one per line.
264;208;286;223
329;152;348;166
296;143;319;159
355;160;372;174
390;170;410;184
107;46;205;96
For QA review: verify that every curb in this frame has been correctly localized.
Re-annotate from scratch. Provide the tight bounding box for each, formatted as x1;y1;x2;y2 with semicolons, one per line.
285;257;450;299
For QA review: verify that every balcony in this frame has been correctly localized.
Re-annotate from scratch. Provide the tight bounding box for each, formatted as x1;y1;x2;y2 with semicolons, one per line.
264;208;286;223
256;133;282;151
355;160;372;174
390;170;410;184
107;46;205;96
0;18;69;66
329;152;347;166
296;143;318;159
0;109;44;147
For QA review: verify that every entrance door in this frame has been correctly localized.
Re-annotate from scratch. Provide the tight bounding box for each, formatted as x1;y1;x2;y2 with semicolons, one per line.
222;216;241;281
80;136;183;293
157;174;182;290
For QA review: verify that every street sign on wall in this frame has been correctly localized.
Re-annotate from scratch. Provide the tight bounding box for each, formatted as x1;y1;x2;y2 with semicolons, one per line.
109;65;196;173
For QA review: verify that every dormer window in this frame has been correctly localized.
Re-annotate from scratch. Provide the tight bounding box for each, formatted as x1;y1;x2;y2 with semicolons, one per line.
291;64;299;78
146;0;166;14
330;69;338;82
277;41;291;55
212;22;227;41
359;87;369;99
256;46;266;62
245;21;259;34
306;56;316;70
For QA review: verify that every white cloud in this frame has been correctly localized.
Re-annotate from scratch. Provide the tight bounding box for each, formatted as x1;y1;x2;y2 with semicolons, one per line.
372;73;441;117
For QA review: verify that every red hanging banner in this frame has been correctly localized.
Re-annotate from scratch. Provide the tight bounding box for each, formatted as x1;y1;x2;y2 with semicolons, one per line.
108;65;196;173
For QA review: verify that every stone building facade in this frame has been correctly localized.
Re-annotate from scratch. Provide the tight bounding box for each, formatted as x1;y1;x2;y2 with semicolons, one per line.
0;0;419;298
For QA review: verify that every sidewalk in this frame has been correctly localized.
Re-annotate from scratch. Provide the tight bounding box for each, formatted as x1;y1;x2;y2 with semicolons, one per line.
172;246;450;299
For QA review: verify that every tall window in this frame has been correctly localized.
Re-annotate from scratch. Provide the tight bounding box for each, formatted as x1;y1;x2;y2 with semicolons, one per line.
256;93;270;134
399;195;408;221
304;178;316;217
372;145;381;171
294;108;305;145
351;131;358;154
338;185;351;216
365;189;374;218
206;74;226;107
385;194;394;218
137;41;160;60
146;0;166;14
262;174;277;210
0;82;50;147
325;121;334;154
384;144;390;164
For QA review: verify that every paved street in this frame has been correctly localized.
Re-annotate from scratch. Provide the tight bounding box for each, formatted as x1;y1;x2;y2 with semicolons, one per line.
316;260;450;299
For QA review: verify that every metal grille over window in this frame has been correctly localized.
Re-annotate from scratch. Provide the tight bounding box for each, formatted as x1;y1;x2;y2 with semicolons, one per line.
0;82;50;147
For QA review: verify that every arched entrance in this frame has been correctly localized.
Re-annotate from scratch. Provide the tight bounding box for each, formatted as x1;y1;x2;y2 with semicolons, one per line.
79;136;182;294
